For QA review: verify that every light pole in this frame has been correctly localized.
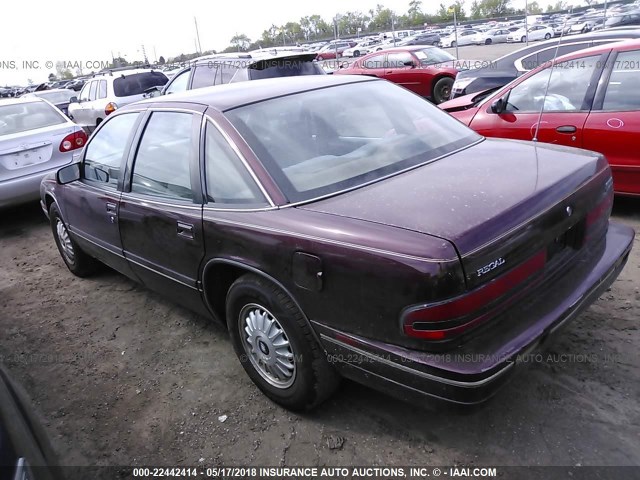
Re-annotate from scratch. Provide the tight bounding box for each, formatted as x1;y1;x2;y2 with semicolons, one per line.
524;0;529;46
450;5;459;59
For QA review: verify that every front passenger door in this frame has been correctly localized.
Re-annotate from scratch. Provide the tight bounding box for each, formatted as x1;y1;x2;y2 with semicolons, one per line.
118;111;208;315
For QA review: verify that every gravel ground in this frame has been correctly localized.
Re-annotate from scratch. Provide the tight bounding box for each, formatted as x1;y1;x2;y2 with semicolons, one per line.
1;196;639;475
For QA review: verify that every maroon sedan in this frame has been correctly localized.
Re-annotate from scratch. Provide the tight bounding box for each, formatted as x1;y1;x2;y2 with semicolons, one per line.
41;76;633;411
440;40;640;196
334;46;459;103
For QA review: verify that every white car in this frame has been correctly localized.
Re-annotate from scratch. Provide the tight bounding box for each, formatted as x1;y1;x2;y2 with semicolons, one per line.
67;69;168;129
440;30;479;48
507;25;554;43
471;28;511;45
343;40;381;57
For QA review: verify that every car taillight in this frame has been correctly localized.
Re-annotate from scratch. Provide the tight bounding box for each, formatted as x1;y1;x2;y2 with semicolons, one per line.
105;102;117;115
59;130;88;152
402;250;547;341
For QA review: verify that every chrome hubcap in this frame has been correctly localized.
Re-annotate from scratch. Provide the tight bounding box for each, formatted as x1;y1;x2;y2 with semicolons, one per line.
240;304;296;389
56;218;74;263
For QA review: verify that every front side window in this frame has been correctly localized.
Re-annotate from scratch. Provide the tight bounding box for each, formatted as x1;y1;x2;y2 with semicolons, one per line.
130;112;194;200
78;82;91;102
507;55;600;112
205;123;267;205
361;54;386;69
225;80;480;203
387;52;415;68
88;80;98;101
165;69;190;94
83;113;140;188
602;49;640;111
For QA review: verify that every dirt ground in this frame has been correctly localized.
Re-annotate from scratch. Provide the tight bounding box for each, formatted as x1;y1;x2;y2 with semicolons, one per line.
1;198;639;475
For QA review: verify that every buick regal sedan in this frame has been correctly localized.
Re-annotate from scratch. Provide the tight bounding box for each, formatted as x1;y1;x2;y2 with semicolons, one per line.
41;76;633;411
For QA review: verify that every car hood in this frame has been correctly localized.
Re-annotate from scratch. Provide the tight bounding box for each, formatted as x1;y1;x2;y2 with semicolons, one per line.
438;89;489;111
298;138;604;257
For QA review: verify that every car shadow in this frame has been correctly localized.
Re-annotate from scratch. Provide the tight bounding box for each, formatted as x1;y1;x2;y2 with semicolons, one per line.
0;202;48;238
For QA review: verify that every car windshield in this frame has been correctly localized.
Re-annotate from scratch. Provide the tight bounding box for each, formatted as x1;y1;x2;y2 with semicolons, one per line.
414;47;456;65
113;72;168;97
248;59;324;80
34;90;76;104
225;80;481;203
0;101;65;136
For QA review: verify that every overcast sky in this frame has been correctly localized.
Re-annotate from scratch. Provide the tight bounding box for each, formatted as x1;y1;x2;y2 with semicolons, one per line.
1;0;537;85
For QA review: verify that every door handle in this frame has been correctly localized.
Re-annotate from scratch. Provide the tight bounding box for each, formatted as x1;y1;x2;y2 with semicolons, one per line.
556;125;577;134
177;222;194;239
106;202;117;214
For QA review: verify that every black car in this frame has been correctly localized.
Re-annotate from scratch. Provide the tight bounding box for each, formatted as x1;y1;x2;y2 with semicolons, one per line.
605;10;640;28
451;28;640;98
159;52;324;96
0;368;58;480
65;79;86;91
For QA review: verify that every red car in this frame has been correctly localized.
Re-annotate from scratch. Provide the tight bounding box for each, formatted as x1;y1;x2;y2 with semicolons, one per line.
315;41;356;61
440;39;640;196
334;46;459;104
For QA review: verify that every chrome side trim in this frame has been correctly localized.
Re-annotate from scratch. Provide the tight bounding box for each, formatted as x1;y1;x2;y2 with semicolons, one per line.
68;229;127;259
320;334;514;388
125;255;199;290
119;193;203;210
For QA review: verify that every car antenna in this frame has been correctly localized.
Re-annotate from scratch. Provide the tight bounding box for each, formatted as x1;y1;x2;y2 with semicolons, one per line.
532;16;569;142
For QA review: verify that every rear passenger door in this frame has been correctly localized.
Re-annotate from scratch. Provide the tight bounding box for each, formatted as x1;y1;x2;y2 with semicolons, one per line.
118;109;209;314
584;48;640;195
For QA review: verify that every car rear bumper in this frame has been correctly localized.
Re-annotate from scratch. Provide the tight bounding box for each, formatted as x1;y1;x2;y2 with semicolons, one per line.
314;221;634;406
0;167;62;209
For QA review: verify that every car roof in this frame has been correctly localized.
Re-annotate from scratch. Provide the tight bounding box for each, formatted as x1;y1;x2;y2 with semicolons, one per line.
128;75;375;112
552;37;640;62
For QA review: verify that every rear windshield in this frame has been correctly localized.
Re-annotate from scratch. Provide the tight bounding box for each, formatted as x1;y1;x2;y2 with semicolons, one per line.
35;90;76;104
248;59;324;80
0;101;65;136
113;72;168;97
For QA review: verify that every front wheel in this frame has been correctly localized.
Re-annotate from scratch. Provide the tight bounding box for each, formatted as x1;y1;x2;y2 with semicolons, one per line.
317;55;324;61
450;41;457;48
521;36;527;43
544;33;551;39
485;38;492;45
432;77;454;104
50;203;99;277
353;50;360;57
226;274;339;411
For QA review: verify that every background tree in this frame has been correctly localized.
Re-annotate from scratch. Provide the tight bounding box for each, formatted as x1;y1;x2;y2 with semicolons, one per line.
526;1;543;14
230;33;251;51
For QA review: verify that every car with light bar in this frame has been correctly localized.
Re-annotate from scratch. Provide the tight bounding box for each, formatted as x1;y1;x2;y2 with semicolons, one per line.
67;68;168;130
41;75;633;410
0;96;87;208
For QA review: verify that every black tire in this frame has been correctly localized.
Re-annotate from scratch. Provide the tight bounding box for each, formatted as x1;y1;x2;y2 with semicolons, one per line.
49;203;99;277
485;38;492;45
226;274;339;411
317;55;324;61
353;50;360;57
450;41;456;48
432;77;454;104
544;33;551;39
432;41;440;46
521;36;527;43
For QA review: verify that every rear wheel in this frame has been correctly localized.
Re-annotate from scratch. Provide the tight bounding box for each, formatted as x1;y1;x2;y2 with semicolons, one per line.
226;274;339;411
49;203;99;277
432;77;454;104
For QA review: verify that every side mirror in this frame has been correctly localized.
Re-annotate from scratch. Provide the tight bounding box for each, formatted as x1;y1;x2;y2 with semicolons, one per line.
56;163;81;184
69;96;78;103
491;97;506;114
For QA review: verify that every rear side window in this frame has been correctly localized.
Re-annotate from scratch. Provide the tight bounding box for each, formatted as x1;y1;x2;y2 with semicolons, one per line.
191;65;217;89
98;80;107;99
204;122;267;205
113;72;168;97
130;112;194;200
248;59;324;80
603;49;640;111
83;113;140;189
0;101;65;136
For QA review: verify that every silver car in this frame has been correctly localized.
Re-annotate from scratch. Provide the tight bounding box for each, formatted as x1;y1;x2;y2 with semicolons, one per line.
67;68;168;129
0;97;86;208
